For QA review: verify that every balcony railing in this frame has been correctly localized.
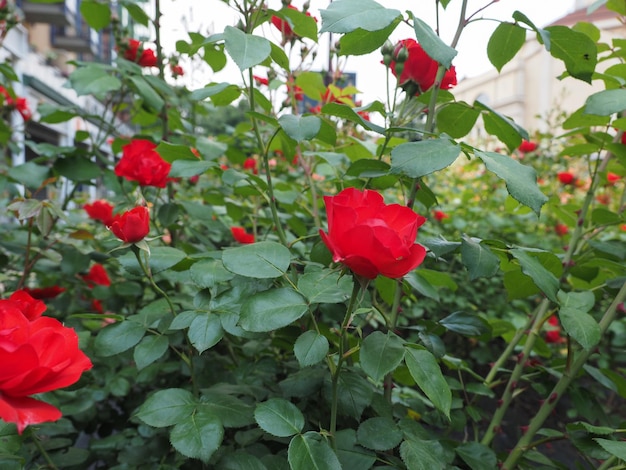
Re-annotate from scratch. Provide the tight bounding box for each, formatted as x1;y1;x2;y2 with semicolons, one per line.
16;0;78;26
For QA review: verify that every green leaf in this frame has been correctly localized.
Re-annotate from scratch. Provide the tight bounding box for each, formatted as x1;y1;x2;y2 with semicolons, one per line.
129;76;164;111
295;71;326;100
400;438;447;470
169;160;216;178
510;249;560;303
584;89;626;116
222;241;291;278
512;11;550;48
594;438;626;460
405;348;451;419
278;7;319;41
456;442;498;470
94;320;146;357
69;64;121;98
200;391;255;428
122;1;150;26
487;22;526;72
8;162;49;189
288;432;342;470
294;331;329;367
149;247;187;274
255;398;305;437
545;25;597;83
558;290;600;350
405;271;440;301
357;417;403;451
338;18;400;56
189;82;235;101
297;269;352;304
321;103;386;134
328;370;374;419
133;335;169;370
335;429;377;470
360;331;405;383
79;0;111;30
439;311;490;337
475;100;528;149
436;102;480;138
155;141;197;162
170;409;223;463
188;314;224;354
278;115;322;142
475;151;547;215
270;42;290;70
223;26;271;71
319;0;401;34
240;288;308;332
411;15;457;68
390;138;461;178
460;236;500;280
135;388;196;428
54;157;102;182
190;260;235;289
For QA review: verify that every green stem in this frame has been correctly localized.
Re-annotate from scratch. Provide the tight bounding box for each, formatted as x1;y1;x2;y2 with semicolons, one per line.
330;278;361;449
30;429;59;470
597;456;618;470
383;279;404;402
481;298;550;446
132;245;177;317
503;280;626;469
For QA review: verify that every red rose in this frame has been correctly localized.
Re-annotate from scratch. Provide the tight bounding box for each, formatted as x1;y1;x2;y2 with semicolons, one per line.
0;291;92;434
0;85;12;105
109;206;150;243
123;39;158;67
253;75;269;86
231;227;255;244
557;171;575;185
82;264;111;287
22;286;66;300
115;139;172;188
8;290;46;320
84;199;115;226
544;316;564;344
170;64;184;77
320;187;427;279
518;140;537;153
607;172;621;184
433;210;449;222
388;39;457;94
554;223;568;237
15;98;31;121
243;157;258;175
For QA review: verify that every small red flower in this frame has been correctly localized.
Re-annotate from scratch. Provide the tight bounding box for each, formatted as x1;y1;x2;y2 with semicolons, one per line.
22;286;65;300
388;39;457;95
170;64;184;77
14;98;31;121
231;227;255;244
91;299;104;314
108;206;150;243
432;210;449;222
84;200;115;226
0;291;92;434
243;157;258;175
545;316;564;344
253;75;269;86
82;264;111;287
320;187;427;279
518;140;537;153
557;171;576;185
554;223;568;237
115;139;172;188
607;172;621;184
123;39;158;67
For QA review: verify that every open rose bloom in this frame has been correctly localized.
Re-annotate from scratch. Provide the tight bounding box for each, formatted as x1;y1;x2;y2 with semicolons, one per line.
320;187;427;279
0;291;92;433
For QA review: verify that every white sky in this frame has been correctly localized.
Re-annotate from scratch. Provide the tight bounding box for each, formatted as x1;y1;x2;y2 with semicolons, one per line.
160;0;578;104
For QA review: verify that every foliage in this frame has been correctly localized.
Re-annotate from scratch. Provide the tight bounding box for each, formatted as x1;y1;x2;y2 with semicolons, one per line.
1;0;626;469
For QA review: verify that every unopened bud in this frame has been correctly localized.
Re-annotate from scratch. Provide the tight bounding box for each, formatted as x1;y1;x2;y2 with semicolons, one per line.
395;45;409;63
381;40;394;57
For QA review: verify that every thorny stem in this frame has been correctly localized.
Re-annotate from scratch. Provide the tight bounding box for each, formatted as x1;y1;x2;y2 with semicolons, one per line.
30;429;59;470
248;68;289;247
132;245;177;317
330;278;361;450
503;280;626;469
481;297;550;446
